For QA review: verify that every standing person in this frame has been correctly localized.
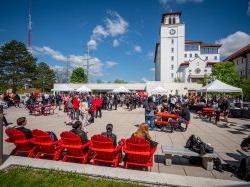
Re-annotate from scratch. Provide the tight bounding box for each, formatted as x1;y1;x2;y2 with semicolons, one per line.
144;96;157;130
113;94;118;110
120;94;125;107
177;104;190;131
95;95;103;118
221;97;230;124
14;93;21;108
88;95;96;124
79;97;89;127
170;96;176;112
55;94;62;110
72;95;80;120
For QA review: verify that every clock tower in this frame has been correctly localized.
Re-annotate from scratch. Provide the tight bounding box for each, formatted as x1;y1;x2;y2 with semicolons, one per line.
157;12;185;82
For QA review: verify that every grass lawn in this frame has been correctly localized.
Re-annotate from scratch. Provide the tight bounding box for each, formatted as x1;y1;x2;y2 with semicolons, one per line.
0;167;142;187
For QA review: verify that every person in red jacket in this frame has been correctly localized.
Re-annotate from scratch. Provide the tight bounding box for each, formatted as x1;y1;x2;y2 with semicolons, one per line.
72;95;80;120
95;95;103;118
88;95;96;123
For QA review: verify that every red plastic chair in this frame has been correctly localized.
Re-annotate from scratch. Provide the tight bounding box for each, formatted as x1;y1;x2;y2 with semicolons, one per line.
31;129;63;160
5;128;36;157
123;137;156;171
89;134;122;167
59;131;91;164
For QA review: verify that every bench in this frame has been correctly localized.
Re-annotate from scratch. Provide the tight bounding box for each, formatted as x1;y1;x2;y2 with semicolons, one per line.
237;149;250;158
162;145;223;171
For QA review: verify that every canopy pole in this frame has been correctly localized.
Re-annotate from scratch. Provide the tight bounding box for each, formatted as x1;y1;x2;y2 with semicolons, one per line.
206;91;208;105
241;92;244;109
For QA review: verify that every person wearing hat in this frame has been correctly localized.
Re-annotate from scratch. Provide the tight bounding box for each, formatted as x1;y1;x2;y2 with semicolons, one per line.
101;124;117;147
70;120;88;144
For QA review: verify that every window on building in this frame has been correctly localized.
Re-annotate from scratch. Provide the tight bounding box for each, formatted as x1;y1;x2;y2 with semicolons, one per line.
173;17;176;24
184;54;187;58
171;65;174;70
171;48;174;53
214;56;217;60
185;45;199;51
171;73;174;78
171;56;174;61
171;39;174;44
189;54;192;58
195;54;198;57
169;17;171;24
200;47;218;54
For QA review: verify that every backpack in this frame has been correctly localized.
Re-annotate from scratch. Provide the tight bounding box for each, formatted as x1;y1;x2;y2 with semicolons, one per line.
238;157;250;181
185;135;214;156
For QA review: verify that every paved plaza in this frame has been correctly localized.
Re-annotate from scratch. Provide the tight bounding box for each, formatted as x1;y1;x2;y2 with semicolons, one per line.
3;106;250;181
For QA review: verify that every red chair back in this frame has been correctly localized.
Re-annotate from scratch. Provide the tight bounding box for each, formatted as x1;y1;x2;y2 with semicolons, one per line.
60;131;85;156
125;136;151;164
31;129;55;154
90;134;115;161
5;128;28;144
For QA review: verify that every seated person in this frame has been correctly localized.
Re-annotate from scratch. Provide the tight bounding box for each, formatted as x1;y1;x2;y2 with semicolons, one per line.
178;104;190;124
132;123;157;148
70;120;88;144
101;123;117;147
241;135;250;151
15;117;32;139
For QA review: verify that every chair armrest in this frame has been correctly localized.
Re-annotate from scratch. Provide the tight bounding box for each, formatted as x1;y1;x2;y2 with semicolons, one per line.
114;145;122;154
82;141;91;149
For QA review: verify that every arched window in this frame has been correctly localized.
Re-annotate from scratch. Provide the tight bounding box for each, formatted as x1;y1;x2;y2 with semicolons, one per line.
169;17;172;24
173;17;176;24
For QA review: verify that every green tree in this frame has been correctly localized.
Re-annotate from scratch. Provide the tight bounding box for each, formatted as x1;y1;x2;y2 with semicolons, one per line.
70;67;88;83
211;61;240;86
242;79;250;101
33;62;56;92
113;79;127;84
0;40;37;92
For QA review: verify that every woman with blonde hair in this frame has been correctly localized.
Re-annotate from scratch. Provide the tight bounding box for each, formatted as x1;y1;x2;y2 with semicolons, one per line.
133;123;152;141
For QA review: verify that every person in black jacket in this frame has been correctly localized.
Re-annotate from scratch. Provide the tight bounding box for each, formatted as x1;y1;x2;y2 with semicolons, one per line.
101;124;117;147
70;121;88;144
15;117;32;139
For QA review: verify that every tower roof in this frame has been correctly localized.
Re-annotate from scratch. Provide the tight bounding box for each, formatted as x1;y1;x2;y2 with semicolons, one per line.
161;11;182;23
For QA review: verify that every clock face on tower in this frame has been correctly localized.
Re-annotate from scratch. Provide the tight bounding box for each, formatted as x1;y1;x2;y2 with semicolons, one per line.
169;29;176;35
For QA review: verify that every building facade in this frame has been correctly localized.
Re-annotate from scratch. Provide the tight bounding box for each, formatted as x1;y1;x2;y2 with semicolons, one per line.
224;44;250;80
154;12;221;83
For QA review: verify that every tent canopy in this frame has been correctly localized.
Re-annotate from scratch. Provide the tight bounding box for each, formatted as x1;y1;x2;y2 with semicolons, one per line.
112;86;130;93
198;79;242;93
52;84;74;92
76;85;91;93
151;86;167;94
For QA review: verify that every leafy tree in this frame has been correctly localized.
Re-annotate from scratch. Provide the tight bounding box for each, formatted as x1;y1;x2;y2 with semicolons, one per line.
211;61;240;86
113;79;127;84
70;67;88;83
0;40;36;92
242;79;250;101
33;62;56;92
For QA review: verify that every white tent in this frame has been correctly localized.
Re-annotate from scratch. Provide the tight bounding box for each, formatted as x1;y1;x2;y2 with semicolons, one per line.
112;86;130;93
197;79;243;107
76;85;91;93
151;86;167;94
52;84;74;92
198;79;242;93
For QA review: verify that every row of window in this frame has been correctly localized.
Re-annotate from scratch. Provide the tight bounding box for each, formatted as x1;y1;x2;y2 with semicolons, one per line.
185;45;199;51
238;69;250;77
235;58;246;65
184;53;218;60
200;47;218;54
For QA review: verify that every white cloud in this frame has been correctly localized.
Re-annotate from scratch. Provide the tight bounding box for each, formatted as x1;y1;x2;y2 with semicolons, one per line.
247;0;250;16
87;10;129;50
141;77;148;83
159;0;203;8
215;31;250;57
150;67;155;72
33;46;104;76
87;39;97;50
105;61;118;68
134;45;142;53
112;39;120;47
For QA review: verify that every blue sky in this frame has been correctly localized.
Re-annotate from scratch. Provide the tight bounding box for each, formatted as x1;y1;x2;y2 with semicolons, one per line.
1;0;250;83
